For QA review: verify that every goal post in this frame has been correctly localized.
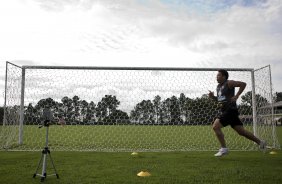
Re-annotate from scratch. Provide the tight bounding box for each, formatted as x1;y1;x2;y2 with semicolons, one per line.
251;70;257;137
1;62;280;151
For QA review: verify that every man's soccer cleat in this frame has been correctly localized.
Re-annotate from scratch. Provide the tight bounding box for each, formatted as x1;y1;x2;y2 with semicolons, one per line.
259;140;267;153
214;148;229;157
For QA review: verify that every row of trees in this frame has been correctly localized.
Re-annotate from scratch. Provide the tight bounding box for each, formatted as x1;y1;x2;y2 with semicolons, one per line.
2;91;281;125
24;91;270;125
274;92;282;102
24;95;129;125
24;93;219;125
130;94;217;125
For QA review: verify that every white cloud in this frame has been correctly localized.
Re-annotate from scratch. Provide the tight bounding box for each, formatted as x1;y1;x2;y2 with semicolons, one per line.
0;0;282;106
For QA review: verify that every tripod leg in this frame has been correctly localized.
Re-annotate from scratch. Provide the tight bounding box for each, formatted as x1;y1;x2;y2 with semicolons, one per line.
48;150;59;179
33;153;44;178
41;149;48;181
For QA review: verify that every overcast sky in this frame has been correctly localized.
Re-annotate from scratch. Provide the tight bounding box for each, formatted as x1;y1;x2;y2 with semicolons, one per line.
1;0;282;105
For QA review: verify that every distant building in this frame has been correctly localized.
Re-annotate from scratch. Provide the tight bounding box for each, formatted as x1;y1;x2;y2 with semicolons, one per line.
240;101;282;126
259;101;282;125
273;101;282;125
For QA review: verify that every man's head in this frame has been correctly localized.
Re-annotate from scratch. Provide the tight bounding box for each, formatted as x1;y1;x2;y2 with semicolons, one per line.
217;69;229;84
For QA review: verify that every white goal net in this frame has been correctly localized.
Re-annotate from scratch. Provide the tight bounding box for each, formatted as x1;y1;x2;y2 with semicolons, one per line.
1;62;280;151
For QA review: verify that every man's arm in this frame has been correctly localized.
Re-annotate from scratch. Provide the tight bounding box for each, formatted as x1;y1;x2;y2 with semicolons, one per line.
208;90;217;101
228;80;246;102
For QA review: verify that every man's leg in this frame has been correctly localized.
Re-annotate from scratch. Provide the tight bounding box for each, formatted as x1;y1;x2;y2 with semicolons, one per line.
212;118;226;148
212;118;228;156
232;125;260;144
233;125;267;151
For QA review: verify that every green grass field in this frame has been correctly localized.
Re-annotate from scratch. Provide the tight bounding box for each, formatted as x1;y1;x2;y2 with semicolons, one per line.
0;127;281;184
0;125;271;151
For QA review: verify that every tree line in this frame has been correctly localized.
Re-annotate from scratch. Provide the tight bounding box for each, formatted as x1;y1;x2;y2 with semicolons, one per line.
1;91;281;125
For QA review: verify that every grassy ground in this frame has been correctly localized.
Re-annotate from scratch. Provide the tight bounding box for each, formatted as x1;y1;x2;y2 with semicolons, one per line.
0;125;274;151
0;127;281;184
1;151;282;184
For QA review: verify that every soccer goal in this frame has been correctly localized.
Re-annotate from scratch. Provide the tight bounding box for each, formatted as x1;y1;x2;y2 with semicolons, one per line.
1;62;280;151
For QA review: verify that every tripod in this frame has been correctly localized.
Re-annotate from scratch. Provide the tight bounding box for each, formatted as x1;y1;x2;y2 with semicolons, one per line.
33;120;59;182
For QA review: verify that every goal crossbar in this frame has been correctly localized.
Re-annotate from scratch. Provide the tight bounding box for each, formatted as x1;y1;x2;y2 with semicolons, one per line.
23;65;254;71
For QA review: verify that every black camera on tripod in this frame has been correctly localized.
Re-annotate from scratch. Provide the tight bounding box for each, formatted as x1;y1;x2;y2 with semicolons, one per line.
39;108;53;128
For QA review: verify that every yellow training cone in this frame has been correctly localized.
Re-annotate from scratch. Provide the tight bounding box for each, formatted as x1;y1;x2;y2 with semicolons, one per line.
131;152;138;156
137;171;151;177
269;151;278;155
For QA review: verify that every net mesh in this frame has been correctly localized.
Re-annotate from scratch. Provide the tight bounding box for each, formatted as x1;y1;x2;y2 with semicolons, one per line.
1;63;280;151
